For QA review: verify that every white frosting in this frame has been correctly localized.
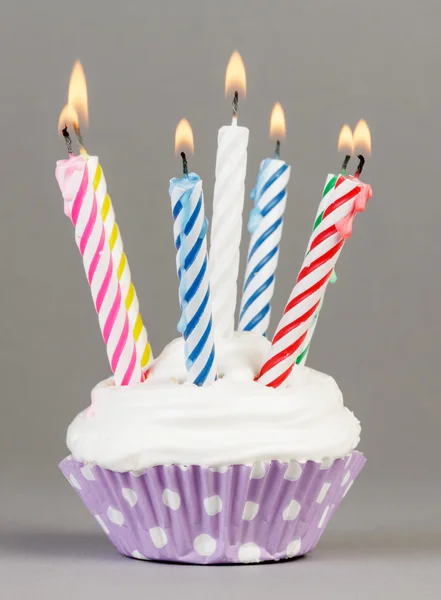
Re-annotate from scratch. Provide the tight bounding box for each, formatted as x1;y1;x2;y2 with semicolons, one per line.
67;332;361;471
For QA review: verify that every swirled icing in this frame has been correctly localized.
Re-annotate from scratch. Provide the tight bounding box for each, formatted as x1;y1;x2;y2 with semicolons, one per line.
67;332;361;471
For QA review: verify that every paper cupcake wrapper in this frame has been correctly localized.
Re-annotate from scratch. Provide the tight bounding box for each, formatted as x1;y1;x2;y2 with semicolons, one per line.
60;451;366;564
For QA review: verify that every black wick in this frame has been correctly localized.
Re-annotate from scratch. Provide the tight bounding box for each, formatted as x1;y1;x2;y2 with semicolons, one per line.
340;155;351;174
62;125;74;155
232;91;239;120
275;140;281;159
181;152;188;177
354;154;365;178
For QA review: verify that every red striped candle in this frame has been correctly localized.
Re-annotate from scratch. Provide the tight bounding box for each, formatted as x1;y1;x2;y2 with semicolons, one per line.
257;176;372;388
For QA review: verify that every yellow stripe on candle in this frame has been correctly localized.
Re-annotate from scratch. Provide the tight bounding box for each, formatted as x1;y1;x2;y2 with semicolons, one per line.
140;343;151;367
117;252;127;280
93;165;101;189
133;313;143;339
101;194;111;222
109;223;119;251
125;282;135;311
90;159;152;370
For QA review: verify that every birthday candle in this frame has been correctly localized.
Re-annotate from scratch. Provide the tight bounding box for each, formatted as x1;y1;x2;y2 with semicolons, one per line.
239;103;291;335
68;60;152;372
56;112;142;385
295;175;340;366
88;157;152;370
257;171;372;388
210;51;249;338
169;120;217;386
296;124;366;366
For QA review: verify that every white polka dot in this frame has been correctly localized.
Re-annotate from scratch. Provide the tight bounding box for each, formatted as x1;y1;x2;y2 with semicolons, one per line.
80;465;95;481
149;527;168;548
193;534;217;556
69;474;81;490
346;454;352;468
319;458;334;470
204;495;223;516
238;542;261;563
283;499;301;521
129;469;145;477
132;550;148;560
242;501;259;521
122;488;138;508
341;470;351;486
250;462;266;479
179;465;189;471
318;506;330;529
94;515;109;535
209;466;228;473
284;461;302;481
286;539;301;558
162;489;181;510
343;480;354;498
316;482;331;504
107;506;124;526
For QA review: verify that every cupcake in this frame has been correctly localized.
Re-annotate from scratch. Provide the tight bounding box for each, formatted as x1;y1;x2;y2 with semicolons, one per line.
60;331;365;564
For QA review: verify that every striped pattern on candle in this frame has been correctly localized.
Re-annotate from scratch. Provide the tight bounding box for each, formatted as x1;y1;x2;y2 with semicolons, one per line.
296;174;339;366
257;177;363;388
239;159;290;335
89;158;152;371
171;177;217;386
56;157;142;386
210;125;249;338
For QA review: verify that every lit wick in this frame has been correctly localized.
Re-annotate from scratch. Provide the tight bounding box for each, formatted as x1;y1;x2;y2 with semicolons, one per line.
232;91;239;123
275;140;281;160
62;125;74;156
181;151;188;178
340;154;351;174
354;154;365;178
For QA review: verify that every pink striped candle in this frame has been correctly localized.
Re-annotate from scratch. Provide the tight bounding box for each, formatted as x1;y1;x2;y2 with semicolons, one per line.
55;155;143;386
257;176;372;388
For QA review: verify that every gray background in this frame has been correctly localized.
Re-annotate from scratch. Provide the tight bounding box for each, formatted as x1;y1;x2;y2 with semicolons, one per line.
0;0;440;597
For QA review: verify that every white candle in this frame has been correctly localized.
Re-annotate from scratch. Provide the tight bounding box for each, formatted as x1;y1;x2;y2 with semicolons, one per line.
210;51;249;338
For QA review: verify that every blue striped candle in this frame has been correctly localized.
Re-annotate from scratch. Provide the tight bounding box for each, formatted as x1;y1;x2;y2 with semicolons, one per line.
169;172;217;386
238;158;291;335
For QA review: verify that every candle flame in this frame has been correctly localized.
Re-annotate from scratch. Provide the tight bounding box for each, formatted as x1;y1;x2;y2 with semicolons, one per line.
337;124;354;154
175;119;194;155
68;60;89;127
353;119;371;155
225;51;246;98
269;102;286;140
57;104;79;134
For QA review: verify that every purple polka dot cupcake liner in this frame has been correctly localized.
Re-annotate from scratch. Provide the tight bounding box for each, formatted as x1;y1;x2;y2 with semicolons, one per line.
59;451;366;564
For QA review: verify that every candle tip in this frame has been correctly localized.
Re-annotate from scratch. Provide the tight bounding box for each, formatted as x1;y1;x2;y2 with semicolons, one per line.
181;151;189;177
354;154;365;178
274;140;281;159
340;154;351;174
232;91;239;121
61;125;74;156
